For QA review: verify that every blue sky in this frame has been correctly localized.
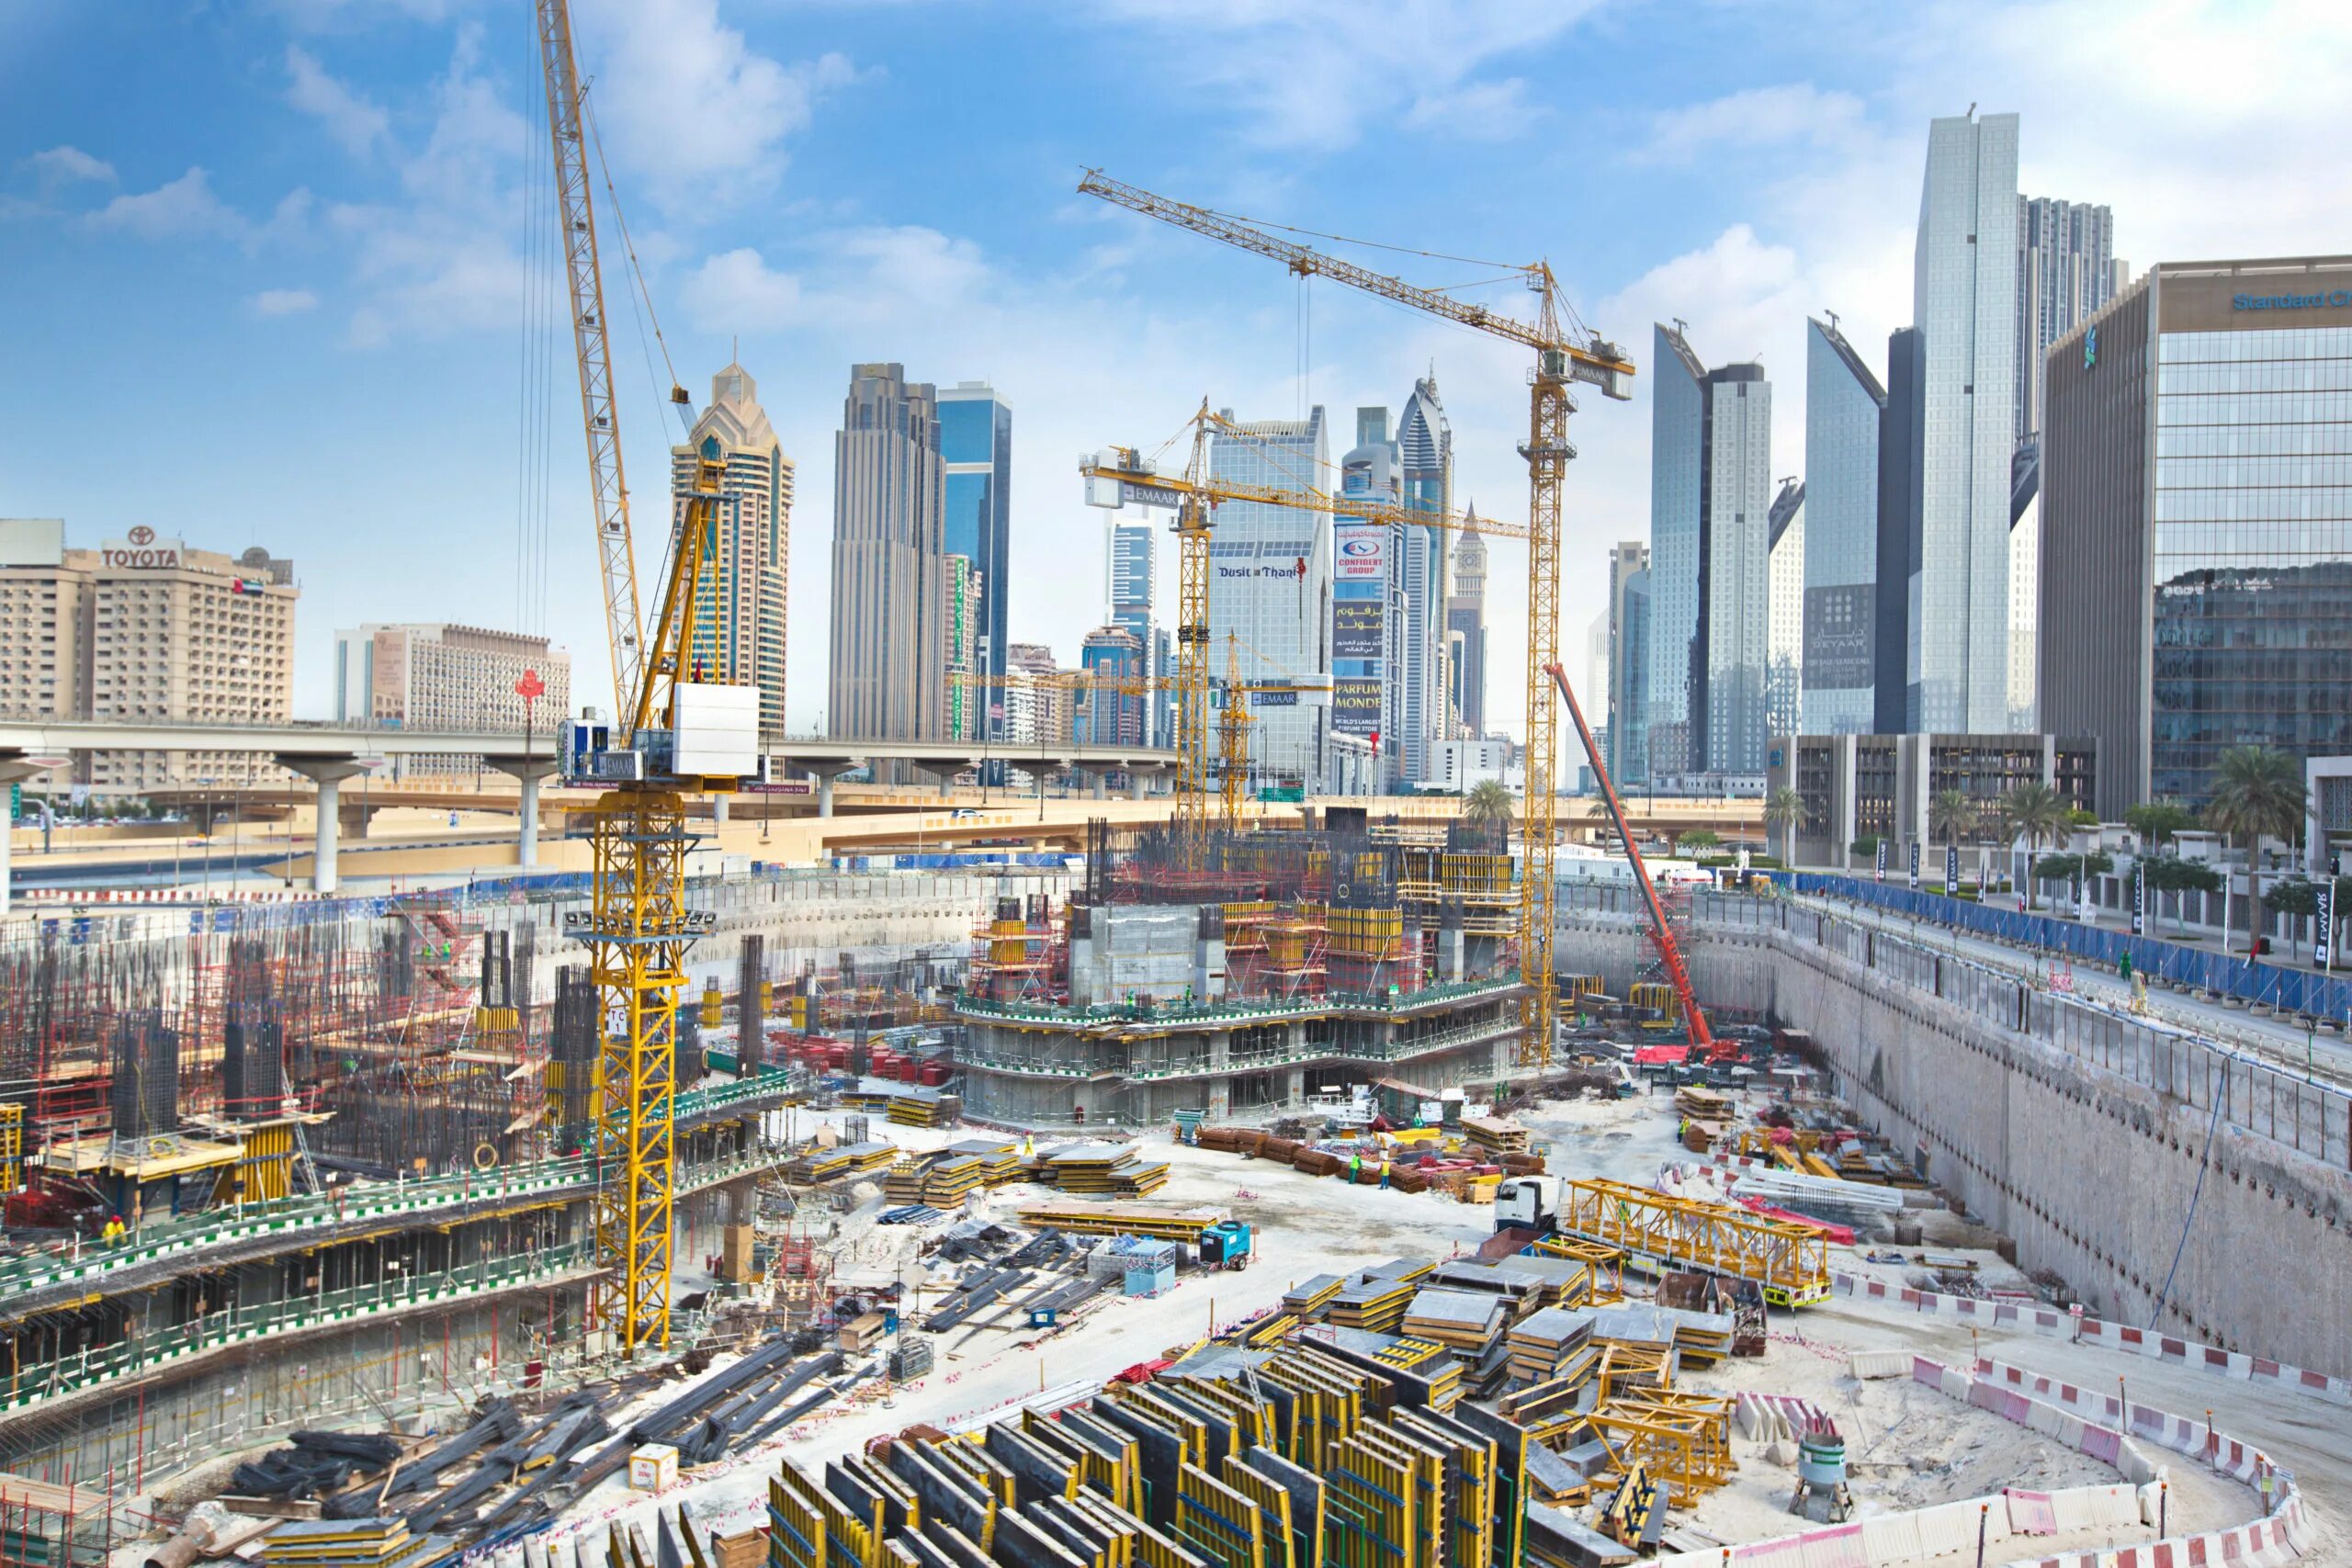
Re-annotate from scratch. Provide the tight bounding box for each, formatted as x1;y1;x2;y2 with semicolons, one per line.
4;0;2346;735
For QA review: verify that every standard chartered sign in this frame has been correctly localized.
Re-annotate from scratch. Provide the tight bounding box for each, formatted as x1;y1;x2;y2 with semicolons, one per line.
2233;289;2352;311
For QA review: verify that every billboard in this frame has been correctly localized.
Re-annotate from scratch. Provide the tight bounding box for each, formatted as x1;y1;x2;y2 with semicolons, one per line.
1332;677;1382;738
1333;600;1384;661
1335;525;1386;581
1802;583;1875;690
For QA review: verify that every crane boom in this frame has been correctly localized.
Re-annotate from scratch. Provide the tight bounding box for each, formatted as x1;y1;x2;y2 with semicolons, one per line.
1544;661;1713;1051
537;0;645;735
1078;171;1634;1073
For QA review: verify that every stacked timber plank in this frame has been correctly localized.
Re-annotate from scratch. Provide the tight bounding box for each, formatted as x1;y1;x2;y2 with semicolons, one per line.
944;1137;1025;1184
1459;1114;1530;1158
1283;1274;1345;1317
1399;1288;1506;1354
1505;1304;1597;1384
265;1518;453;1568
1011;1201;1225;1244
1035;1142;1172;1198
1324;1275;1415;1335
886;1087;963;1128
782;1139;900;1184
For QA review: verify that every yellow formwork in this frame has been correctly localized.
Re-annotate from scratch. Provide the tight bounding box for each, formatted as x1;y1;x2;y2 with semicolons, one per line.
1555;1178;1831;1306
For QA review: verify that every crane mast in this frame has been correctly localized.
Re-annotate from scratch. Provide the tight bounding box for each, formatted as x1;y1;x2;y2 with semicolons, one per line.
1076;172;1633;1069
537;0;740;1359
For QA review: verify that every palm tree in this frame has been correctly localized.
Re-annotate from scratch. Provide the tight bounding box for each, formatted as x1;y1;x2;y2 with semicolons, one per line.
2205;745;2306;956
2002;782;2070;909
1463;779;1515;837
1928;789;1977;887
1763;785;1803;868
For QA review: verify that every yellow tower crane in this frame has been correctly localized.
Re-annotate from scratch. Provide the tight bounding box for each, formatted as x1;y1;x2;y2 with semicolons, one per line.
1078;171;1634;1069
537;0;758;1356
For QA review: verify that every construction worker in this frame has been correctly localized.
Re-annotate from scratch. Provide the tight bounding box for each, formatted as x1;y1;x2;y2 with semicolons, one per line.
1348;1152;1362;1183
102;1215;124;1247
2119;951;2133;982
1377;1161;1389;1190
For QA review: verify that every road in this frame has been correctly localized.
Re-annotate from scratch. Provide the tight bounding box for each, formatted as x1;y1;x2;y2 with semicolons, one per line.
1784;889;2352;1090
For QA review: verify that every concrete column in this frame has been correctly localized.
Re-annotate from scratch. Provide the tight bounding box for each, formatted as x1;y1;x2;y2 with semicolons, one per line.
0;753;62;916
1091;772;1108;801
794;758;865;818
484;755;560;870
277;754;370;895
713;795;730;825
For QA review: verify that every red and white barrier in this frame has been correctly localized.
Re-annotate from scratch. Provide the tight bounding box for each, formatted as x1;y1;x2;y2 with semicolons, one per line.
1834;1271;2352;1408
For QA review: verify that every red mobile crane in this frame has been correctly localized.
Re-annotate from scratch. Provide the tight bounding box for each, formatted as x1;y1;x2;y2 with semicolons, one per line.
1543;661;1720;1057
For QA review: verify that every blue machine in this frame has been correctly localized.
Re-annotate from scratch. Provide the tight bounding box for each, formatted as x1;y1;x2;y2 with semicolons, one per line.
1199;1220;1253;1270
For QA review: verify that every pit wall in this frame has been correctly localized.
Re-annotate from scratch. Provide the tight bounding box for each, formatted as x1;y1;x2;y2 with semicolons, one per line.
1554;894;2352;1382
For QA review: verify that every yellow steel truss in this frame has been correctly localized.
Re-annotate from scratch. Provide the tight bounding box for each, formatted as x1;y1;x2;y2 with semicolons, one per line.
1554;1178;1830;1306
582;788;692;1355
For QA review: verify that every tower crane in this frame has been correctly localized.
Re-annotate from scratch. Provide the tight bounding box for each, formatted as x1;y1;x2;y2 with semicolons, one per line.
1081;404;1528;827
537;0;761;1356
1079;170;1634;1070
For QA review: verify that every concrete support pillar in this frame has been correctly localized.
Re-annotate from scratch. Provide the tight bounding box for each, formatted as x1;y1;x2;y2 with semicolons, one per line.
0;753;63;915
276;754;370;895
484;755;560;870
713;795;730;825
794;758;865;819
1091;772;1108;801
1207;1026;1231;1118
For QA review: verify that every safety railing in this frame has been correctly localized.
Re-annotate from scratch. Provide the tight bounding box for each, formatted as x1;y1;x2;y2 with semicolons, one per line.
0;1243;597;1417
0;1137;798;1302
1789;873;2352;1021
956;976;1520;1030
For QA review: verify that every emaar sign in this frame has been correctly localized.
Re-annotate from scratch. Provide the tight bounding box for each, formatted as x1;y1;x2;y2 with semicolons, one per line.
2233;289;2352;310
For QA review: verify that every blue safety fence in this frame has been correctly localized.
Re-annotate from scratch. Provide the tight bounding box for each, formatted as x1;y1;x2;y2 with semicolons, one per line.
1792;874;2352;1022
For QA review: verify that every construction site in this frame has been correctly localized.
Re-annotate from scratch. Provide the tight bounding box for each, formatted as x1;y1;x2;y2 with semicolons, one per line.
3;3;2349;1566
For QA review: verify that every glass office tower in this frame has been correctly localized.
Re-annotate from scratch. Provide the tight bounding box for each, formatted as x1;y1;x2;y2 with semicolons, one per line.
1801;317;1886;735
2041;256;2352;815
938;382;1011;730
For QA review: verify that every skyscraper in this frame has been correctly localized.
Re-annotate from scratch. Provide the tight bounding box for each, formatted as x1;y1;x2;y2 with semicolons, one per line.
944;554;983;741
1105;519;1170;746
673;362;792;739
1205;409;1335;792
1334;417;1404;786
1603;540;1648;783
1078;626;1147;745
1912;109;2021;732
2011;196;2120;734
830;363;945;741
2041;256;2352;815
1396;378;1453;779
1647;323;1772;780
2017;197;2124;445
1766;479;1805;740
1445;523;1487;739
1800;317;1886;735
938;382;1012;726
1875;327;1928;733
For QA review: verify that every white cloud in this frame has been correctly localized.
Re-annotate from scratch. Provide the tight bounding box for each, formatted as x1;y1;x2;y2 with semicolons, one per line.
1401;78;1539;141
287;45;390;158
571;0;861;207
253;288;321;316
1087;0;1604;151
85;167;244;241
682;248;805;329
1641;84;1869;164
23;145;116;190
330;28;530;346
